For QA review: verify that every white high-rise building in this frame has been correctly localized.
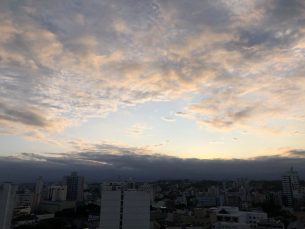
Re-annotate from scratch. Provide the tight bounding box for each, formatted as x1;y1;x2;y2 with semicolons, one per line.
99;179;150;229
281;167;300;208
0;182;18;229
32;176;45;212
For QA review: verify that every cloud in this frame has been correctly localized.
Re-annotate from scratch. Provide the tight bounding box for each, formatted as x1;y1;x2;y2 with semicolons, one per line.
286;131;305;136
161;117;175;122
1;147;305;183
175;112;195;119
0;102;65;130
258;125;284;135
0;0;305;148
288;116;305;122
286;149;305;157
125;123;149;137
197;117;233;131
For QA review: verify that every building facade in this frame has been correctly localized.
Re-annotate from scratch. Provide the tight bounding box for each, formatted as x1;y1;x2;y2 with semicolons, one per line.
62;172;84;201
47;185;67;201
281;167;300;208
0;182;18;229
99;180;150;229
211;206;267;229
257;219;284;229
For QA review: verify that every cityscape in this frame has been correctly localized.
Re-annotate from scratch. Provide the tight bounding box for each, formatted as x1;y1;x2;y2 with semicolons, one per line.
1;167;305;228
1;0;305;229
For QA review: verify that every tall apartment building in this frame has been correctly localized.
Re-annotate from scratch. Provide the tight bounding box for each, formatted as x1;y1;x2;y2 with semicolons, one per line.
99;179;150;229
32;176;45;212
281;167;300;208
62;172;84;201
0;182;18;229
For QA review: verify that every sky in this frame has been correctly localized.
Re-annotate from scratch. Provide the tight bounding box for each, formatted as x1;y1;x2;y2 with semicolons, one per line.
0;0;305;182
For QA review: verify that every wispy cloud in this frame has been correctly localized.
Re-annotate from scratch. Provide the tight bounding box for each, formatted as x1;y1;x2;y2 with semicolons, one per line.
286;131;305;136
175;112;195;119
125;123;150;137
161;117;175;122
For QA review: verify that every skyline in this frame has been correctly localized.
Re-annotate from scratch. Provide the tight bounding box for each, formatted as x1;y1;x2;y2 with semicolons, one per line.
0;0;305;182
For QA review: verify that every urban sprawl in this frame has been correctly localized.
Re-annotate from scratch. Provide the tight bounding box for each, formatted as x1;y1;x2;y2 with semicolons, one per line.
0;167;304;229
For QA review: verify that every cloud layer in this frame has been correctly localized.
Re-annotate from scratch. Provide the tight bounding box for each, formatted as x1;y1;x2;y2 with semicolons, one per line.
1;147;305;183
0;0;305;138
0;0;305;169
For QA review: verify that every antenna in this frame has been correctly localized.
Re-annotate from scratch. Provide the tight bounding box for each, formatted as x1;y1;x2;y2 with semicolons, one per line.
7;173;10;182
118;175;121;181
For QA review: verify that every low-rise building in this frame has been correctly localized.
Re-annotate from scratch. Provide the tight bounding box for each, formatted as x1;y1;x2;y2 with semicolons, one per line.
197;196;222;207
211;207;267;229
182;208;217;228
47;185;67;201
213;221;251;229
38;200;76;213
257;219;284;229
154;220;205;229
13;207;31;217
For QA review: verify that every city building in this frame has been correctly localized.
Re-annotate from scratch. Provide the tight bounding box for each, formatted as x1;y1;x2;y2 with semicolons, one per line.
62;172;84;201
182;208;217;228
213;221;251;229
38;200;76;213
175;194;187;206
154;220;206;229
138;183;155;205
281;167;300;208
0;182;18;229
13;206;31;216
99;179;150;229
223;180;232;191
234;178;250;190
196;196;223;207
32;176;46;212
208;186;220;196
257;219;284;229
211;206;267;229
14;189;34;208
47;185;67;201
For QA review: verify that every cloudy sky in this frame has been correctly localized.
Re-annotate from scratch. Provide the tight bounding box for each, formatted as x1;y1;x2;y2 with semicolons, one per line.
1;0;305;182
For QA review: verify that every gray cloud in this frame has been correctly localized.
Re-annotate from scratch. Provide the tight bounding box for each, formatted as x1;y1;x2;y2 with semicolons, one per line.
0;102;49;127
1;149;305;183
286;150;305;157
